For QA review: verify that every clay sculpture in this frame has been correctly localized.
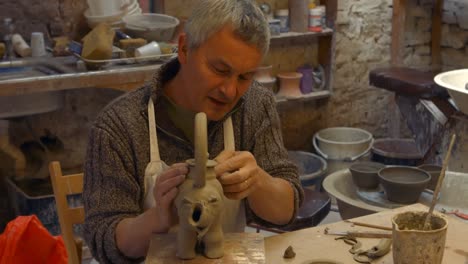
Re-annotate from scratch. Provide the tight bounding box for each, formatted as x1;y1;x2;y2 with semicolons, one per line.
174;112;224;259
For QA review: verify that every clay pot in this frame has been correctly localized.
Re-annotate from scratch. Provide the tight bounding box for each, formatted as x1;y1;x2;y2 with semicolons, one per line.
276;72;303;98
392;211;448;264
253;65;275;82
417;164;442;191
253;65;277;92
349;161;385;189
378;166;431;204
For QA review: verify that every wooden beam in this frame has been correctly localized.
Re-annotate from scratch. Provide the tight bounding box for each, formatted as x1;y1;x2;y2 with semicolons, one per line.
153;0;165;13
432;0;443;71
391;0;407;66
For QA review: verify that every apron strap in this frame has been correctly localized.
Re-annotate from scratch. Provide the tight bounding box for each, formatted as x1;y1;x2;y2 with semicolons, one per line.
148;98;161;162
223;117;235;151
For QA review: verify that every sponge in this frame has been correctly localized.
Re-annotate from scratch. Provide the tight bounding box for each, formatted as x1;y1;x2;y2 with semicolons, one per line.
119;38;147;58
81;23;115;60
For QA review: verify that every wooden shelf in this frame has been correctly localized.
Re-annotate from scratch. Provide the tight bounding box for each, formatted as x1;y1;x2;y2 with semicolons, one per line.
275;90;331;103
270;28;333;42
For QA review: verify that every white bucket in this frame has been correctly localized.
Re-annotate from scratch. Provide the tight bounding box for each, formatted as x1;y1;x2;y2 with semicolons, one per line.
313;127;373;173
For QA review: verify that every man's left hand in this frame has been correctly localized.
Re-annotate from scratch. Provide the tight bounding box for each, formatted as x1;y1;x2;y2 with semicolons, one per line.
214;150;263;200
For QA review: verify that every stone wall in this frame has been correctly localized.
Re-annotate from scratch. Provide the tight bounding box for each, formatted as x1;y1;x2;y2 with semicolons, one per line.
403;0;468;70
441;0;468;69
0;0;88;42
324;0;400;140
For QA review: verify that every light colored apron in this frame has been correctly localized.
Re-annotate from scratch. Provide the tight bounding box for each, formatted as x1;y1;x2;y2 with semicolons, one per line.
143;98;246;233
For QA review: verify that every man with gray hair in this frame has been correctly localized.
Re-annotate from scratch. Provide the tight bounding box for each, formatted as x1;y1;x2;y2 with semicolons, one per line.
83;0;303;262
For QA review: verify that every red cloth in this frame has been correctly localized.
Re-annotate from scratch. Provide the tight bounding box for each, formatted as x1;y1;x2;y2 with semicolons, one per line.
0;215;67;264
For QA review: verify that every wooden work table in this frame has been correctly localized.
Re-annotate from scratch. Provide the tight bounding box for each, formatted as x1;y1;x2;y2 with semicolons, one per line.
265;203;468;263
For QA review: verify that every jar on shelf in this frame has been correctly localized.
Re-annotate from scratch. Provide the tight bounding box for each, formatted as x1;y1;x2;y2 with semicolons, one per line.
297;65;314;94
253;65;277;92
309;8;322;32
268;19;281;36
274;9;289;33
317;5;327;28
277;72;303;98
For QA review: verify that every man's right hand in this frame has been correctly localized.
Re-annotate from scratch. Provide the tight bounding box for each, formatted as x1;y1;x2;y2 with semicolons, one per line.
152;163;188;232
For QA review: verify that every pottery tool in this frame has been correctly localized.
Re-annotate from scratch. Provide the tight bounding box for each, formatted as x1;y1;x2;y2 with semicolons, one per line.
324;227;392;238
423;134;457;230
344;220;392;231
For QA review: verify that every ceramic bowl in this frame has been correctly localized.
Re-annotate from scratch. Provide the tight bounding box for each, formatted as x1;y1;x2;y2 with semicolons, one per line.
417;164;442;191
378;166;431;204
258;78;277;92
123;13;180;42
349;161;385;189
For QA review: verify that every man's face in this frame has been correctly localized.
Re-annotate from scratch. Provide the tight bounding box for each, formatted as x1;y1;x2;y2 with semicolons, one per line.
177;26;263;121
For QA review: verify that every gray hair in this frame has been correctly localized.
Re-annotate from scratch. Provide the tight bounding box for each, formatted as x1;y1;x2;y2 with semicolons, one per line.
184;0;270;56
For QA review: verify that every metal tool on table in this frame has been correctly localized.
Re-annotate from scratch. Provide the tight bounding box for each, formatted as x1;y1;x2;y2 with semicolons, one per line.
344;220;392;231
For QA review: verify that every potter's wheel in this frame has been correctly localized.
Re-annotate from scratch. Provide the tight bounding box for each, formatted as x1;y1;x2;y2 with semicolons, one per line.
356;185;433;209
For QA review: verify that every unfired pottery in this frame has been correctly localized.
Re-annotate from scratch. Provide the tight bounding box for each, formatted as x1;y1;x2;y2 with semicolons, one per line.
253;65;277;92
392;211;448;264
277;72;303;98
349;161;385;189
378;166;431;204
417;164;442;191
174;112;224;259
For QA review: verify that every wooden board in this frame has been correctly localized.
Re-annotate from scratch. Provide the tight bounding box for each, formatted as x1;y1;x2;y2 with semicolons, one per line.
265;203;468;263
146;232;265;264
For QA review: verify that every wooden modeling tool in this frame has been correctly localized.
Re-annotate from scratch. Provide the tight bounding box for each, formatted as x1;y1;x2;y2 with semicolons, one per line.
423;134;456;230
344;220;392;231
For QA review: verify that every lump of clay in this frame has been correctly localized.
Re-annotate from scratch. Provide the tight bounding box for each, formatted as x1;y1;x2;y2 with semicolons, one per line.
283;245;296;259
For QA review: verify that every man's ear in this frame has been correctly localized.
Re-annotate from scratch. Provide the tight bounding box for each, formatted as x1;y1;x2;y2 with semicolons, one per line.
178;33;188;64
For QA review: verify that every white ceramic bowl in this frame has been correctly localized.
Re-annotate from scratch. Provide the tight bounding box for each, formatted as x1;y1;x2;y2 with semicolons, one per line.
123;13;180;42
434;69;468;115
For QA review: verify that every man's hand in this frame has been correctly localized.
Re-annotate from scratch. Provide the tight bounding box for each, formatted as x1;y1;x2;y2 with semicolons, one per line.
214;150;263;200
152;163;188;232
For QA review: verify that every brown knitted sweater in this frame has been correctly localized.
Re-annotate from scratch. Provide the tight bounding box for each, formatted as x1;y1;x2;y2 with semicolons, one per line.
83;59;303;263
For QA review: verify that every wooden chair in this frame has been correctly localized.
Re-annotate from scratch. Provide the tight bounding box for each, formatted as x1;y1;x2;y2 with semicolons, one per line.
49;161;84;264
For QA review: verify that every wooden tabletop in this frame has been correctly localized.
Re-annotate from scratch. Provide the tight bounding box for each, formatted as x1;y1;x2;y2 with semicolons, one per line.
265;203;468;263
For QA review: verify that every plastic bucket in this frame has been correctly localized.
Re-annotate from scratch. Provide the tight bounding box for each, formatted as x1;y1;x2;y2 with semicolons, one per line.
371;138;423;166
313;127;373;173
288;151;327;187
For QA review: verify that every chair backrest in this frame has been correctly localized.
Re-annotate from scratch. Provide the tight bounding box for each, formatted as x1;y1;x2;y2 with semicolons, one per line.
49;161;84;264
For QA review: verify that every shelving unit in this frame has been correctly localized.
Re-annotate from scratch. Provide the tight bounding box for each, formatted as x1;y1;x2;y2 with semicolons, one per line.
270;0;337;103
275;90;331;103
154;0;337;103
270;28;334;41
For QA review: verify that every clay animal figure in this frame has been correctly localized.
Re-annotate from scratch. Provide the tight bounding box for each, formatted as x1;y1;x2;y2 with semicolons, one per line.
174;112;224;259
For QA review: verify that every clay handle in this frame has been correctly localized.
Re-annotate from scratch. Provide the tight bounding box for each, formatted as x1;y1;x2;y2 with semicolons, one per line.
194;112;208;188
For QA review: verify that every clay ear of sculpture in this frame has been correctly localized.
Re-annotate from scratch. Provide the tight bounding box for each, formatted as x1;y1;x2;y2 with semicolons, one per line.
174;112;225;259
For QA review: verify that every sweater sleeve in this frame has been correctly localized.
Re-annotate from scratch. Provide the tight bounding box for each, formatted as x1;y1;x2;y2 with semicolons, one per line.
83;123;144;264
245;90;304;227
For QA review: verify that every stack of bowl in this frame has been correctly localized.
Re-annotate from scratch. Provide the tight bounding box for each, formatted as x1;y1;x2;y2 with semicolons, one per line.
349;162;432;204
123;13;180;42
84;0;142;29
